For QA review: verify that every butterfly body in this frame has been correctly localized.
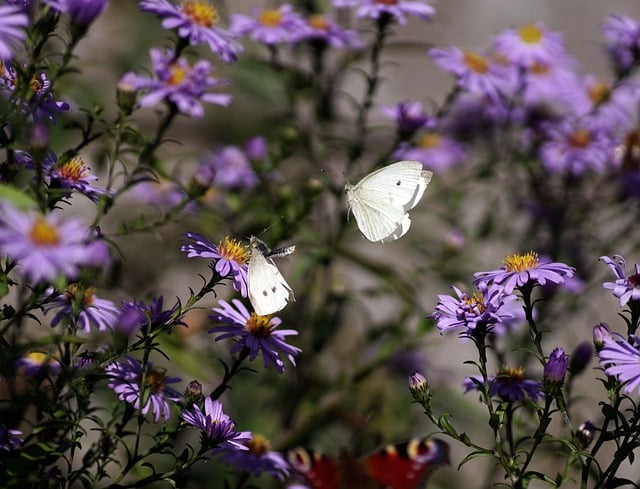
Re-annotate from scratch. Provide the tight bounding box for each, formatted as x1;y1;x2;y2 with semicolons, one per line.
288;438;449;489
247;236;295;316
345;161;433;243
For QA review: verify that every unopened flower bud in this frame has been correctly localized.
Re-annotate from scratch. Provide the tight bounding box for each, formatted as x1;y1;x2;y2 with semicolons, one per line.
543;348;569;394
184;380;203;405
409;371;431;406
593;322;612;351
116;72;139;115
568;341;593;376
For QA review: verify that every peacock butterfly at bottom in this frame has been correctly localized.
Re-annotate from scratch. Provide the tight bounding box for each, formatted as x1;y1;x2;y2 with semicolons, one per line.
286;437;450;489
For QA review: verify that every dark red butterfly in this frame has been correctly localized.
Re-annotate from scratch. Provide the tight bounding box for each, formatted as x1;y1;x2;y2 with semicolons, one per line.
286;437;449;489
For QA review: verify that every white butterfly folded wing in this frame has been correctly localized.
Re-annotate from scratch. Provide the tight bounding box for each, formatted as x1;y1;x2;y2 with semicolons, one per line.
347;187;409;243
248;237;295;316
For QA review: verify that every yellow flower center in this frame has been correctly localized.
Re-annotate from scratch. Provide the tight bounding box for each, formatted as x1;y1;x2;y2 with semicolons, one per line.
503;251;539;272
57;156;90;182
30;218;60;247
219;237;250;265
259;9;283;27
246;434;271;455
181;0;219;27
308;14;328;31
588;80;610;105
417;132;442;149
518;24;543;44
146;367;168;393
375;0;398;4
496;366;525;383
569;128;591;148
65;284;96;307
464;292;486;313
529;62;550;75
25;352;49;365
168;64;188;86
29;75;43;92
463;51;489;74
245;313;274;337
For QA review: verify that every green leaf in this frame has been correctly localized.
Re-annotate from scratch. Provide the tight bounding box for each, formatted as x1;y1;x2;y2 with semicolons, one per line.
0;184;38;209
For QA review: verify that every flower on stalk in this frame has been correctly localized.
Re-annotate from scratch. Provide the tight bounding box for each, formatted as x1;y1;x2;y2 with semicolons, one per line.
333;0;435;26
140;0;242;63
568;342;593;376
209;299;301;374
200;143;260;190
538;119;615;175
393;131;467;172
134;48;231;119
0;5;28;60
44;0;109;27
46;284;119;333
600;255;640;307
106;355;182;422
474;251;575;294
116;296;180;336
127;177;186;209
593;322;612;351
428;47;515;102
464;367;543;402
49;154;111;203
543;347;569;394
408;370;431;405
16;352;61;377
216;433;290;480
381;100;433;139
601;13;640;74
180;233;250;297
291;14;363;49
598;333;640;396
0;202;109;284
230;4;308;46
431;283;517;336
182;397;252;450
492;22;568;68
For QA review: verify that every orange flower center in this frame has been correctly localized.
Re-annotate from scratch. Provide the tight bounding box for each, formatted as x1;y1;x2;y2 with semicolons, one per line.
503;251;538;272
246;434;271;455
418;132;442;149
588;80;610;105
168;64;188;86
569;129;591;148
464;292;486;313
245;313;274;337
375;0;398;4
496;366;525;384
218;237;250;265
64;284;96;307
57;156;90;182
181;0;218;27
463;51;489;74
518;24;543;44
30;218;60;247
259;9;282;27
308;14;328;31
146;368;168;393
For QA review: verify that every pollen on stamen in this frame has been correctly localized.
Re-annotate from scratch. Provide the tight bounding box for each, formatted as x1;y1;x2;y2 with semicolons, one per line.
259;9;283;27
463;51;489;74
518;24;543;44
58;156;91;182
496;366;525;383
245;313;274;337
308;14;328;31
30;218;60;247
418;132;442;149
588;81;610;105
464;292;487;313
169;64;188;86
218;237;250;265
181;0;219;27
503;251;539;272
569;129;592;149
146;367;169;393
63;284;96;308
246;434;271;455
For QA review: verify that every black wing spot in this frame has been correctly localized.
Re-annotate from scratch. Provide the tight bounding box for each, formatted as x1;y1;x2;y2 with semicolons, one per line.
262;290;269;297
396;180;402;186
270;286;277;293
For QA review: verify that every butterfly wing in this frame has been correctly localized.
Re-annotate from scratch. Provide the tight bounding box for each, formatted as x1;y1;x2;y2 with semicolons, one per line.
362;438;450;489
353;161;433;211
287;448;341;489
248;237;295;316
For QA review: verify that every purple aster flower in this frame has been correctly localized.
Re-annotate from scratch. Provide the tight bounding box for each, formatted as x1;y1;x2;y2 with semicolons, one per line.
0;202;109;284
201;144;259;190
543;347;569;386
381;100;434;138
598;333;640;395
182;397;252;450
230;5;308;46
116;296;180;336
538;119;615;175
49;154;111;202
106;355;182;422
474;251;575;295
127;177;186;209
216;433;289;480
181;233;250;296
431;283;518;336
333;0;435;26
46;284;119;333
16;352;61;377
0;5;28;60
140;0;242;63
393;131;466;173
209;299;301;374
408;370;431;404
568;342;593;376
601;14;640;74
593;322;613;350
134;48;231;118
245;136;267;160
464;367;543;402
576;76;639;131
600;255;640;307
291;14;363;49
492;22;568;68
429;47;516;102
520;61;584;118
0;427;22;452
44;0;109;27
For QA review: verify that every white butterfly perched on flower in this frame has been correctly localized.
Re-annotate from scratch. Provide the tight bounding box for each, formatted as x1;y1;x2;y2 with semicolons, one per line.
248;236;296;316
345;160;433;243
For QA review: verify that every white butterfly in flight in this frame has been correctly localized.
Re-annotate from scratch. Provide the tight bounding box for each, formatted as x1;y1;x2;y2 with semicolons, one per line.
345;160;433;243
248;236;296;316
